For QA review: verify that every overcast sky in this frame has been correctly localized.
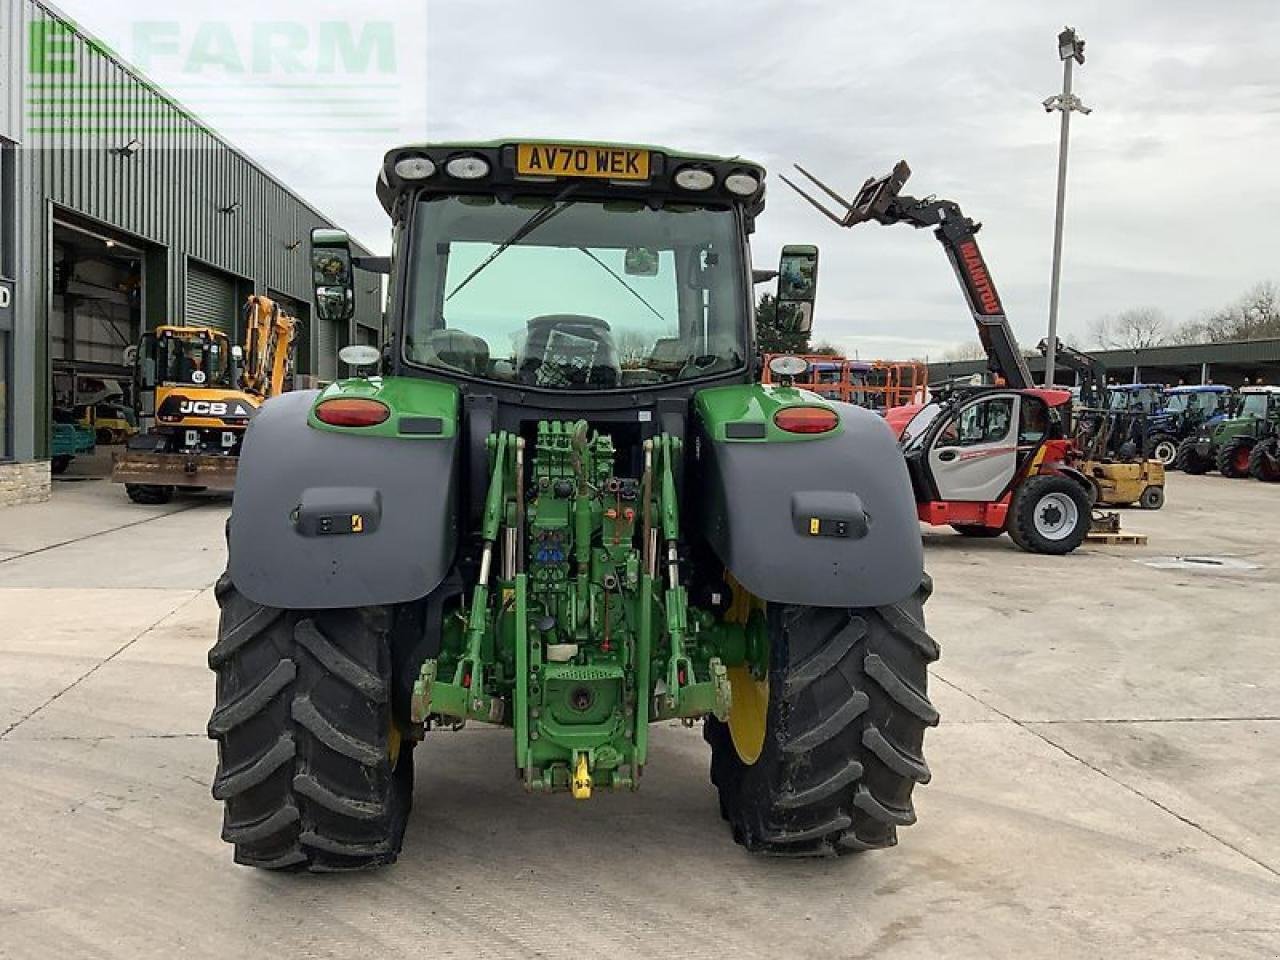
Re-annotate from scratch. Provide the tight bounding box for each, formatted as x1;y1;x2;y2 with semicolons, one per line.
54;0;1280;360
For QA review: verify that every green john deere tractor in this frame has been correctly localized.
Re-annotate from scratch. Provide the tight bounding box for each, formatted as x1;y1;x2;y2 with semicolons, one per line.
1176;386;1280;478
208;141;939;871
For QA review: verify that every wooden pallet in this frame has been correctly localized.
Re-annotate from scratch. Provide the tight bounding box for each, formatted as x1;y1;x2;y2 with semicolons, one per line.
1086;531;1148;546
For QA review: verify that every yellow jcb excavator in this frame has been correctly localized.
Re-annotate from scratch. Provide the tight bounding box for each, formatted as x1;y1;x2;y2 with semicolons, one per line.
112;295;299;503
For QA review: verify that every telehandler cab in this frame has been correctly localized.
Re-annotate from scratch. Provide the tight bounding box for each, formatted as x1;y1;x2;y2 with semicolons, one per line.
208;140;939;871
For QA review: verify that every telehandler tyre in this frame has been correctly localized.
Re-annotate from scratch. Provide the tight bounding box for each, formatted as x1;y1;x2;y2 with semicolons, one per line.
207;574;413;871
1006;474;1091;555
1216;437;1255;479
705;578;938;856
126;483;173;504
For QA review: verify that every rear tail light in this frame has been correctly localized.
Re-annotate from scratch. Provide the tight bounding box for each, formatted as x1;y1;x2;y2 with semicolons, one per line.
314;398;390;427
774;406;839;435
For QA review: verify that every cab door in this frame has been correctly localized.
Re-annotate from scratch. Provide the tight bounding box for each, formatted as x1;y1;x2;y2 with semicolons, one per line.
927;393;1020;501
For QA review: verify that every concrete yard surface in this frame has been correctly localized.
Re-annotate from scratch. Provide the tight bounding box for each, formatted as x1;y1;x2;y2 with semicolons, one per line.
0;472;1277;959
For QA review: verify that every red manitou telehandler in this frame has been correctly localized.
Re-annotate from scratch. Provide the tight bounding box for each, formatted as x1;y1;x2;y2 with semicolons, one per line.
783;161;1096;554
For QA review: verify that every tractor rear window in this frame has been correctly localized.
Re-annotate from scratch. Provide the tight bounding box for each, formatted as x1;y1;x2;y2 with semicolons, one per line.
1240;393;1271;419
404;195;748;390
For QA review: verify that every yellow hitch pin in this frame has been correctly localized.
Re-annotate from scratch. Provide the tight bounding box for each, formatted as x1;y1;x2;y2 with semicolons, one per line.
572;754;592;800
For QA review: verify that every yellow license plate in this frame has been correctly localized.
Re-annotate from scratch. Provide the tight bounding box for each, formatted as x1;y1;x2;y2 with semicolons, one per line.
515;144;650;180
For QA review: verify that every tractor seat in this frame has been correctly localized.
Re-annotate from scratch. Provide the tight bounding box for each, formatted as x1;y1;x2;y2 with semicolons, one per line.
518;314;621;388
677;335;743;380
420;329;491;376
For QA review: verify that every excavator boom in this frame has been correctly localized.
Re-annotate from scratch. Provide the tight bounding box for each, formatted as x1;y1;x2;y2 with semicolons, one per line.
241;295;299;400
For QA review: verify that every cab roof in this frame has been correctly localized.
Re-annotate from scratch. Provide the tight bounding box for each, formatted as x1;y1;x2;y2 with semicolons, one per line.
1240;385;1280;394
1166;384;1231;393
376;139;767;225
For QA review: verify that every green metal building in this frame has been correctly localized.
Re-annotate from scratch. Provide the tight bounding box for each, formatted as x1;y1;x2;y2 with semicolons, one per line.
0;0;382;503
928;338;1280;389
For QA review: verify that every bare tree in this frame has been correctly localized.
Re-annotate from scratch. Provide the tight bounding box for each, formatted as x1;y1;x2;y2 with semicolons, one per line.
1088;307;1167;350
941;341;987;361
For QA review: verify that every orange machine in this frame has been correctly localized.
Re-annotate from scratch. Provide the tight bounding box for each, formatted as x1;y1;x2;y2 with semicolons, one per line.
762;354;927;411
112;296;298;502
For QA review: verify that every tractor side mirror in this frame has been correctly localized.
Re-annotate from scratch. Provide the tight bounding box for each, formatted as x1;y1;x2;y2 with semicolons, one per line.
311;228;356;322
776;244;819;334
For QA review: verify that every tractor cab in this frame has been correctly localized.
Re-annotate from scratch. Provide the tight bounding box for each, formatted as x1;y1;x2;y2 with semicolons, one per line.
1106;383;1163;414
1233;385;1280;422
1162;384;1231;421
1145;384;1233;465
314;141;777;408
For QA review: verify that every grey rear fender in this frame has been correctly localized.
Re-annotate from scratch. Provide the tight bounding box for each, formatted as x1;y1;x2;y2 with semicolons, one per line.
695;401;924;609
227;390;458;609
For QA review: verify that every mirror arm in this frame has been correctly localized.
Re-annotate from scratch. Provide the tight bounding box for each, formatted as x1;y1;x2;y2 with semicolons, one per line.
352;255;392;275
752;269;779;284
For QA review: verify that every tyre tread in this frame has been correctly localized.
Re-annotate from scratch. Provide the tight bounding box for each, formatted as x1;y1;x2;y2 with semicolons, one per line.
206;577;410;872
707;585;938;858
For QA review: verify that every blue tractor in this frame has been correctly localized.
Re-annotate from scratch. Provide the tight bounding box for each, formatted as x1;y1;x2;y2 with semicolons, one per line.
1146;385;1233;467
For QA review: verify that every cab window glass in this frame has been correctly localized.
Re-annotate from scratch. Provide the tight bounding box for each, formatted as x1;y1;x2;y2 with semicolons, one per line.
1018;397;1049;444
955;396;1014;446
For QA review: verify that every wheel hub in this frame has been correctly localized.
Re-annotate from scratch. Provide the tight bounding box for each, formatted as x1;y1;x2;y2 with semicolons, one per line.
1034;492;1078;541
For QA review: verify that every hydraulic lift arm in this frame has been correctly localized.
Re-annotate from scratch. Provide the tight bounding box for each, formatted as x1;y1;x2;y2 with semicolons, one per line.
1037;336;1106;408
781;160;1034;390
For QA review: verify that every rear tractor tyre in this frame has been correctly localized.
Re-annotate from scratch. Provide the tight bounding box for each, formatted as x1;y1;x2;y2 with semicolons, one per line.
125;483;173;504
1175;437;1211;475
1248;438;1280;482
1216;437;1255;479
1006;474;1091;555
1147;435;1179;467
705;578;939;856
50;455;71;475
207;574;413;872
950;524;1003;538
1139;486;1165;510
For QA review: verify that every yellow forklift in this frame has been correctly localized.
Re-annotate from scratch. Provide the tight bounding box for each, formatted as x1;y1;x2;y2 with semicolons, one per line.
112;296;298;503
1039;337;1165;509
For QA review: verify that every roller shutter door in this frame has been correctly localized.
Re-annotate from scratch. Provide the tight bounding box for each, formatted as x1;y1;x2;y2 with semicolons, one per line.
186;263;237;333
316;316;340;381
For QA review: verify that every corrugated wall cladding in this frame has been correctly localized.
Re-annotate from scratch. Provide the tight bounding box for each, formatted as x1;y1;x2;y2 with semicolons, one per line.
0;0;21;140
5;0;382;459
